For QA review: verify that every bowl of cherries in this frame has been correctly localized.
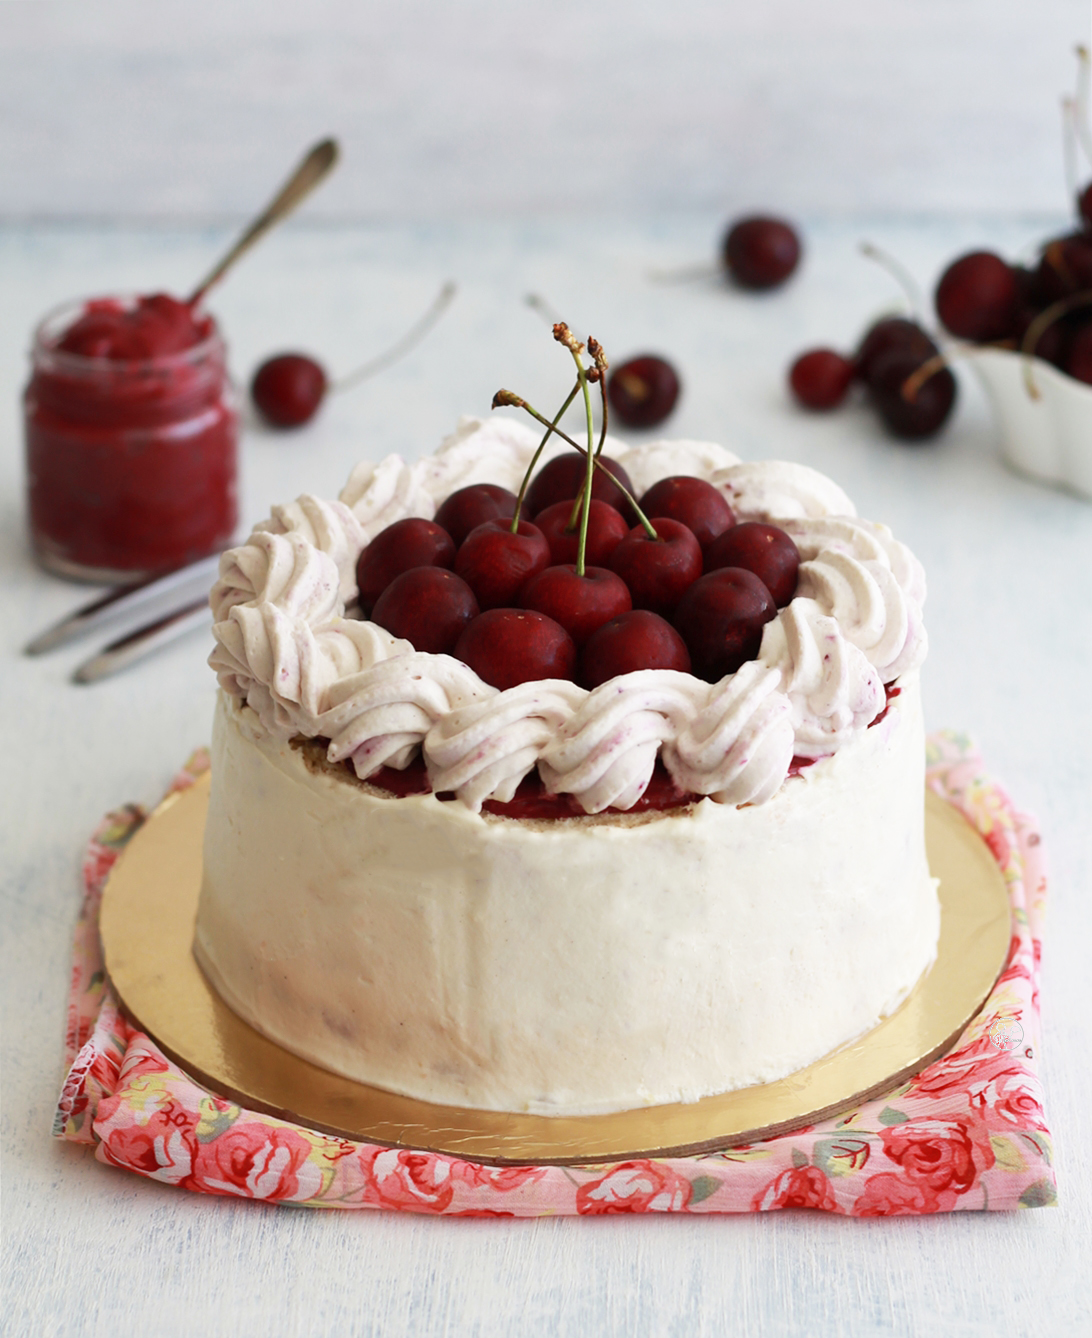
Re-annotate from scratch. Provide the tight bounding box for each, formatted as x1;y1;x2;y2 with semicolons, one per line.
353;325;800;701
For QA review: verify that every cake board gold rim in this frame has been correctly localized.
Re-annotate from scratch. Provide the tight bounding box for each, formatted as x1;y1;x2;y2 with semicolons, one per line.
99;771;1012;1167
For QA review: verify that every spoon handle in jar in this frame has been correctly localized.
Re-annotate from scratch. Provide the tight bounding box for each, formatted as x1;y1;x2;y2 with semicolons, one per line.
188;138;340;307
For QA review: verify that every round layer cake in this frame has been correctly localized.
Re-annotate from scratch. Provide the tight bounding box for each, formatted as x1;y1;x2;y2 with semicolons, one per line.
195;418;940;1115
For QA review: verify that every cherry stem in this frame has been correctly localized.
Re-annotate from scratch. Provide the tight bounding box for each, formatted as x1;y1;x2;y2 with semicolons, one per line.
859;241;926;323
492;392;657;538
1075;44;1092;166
561;339;597;577
565;335;610;530
1019;290;1092;400
506;381;581;532
1063;96;1081;207
331;282;457;393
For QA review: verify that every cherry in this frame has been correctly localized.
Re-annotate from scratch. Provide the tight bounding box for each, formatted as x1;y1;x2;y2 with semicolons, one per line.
1036;233;1092;302
454;608;575;690
533;498;628;568
638;476;735;552
722;216;802;290
1065;320;1092;384
1080;182;1092;232
607;356;681;429
370;567;479;654
705;522;800;607
855;318;938;385
788;348;856;410
525;452;635;520
673;568;777;682
580;610;691;689
356;517;455;610
934;251;1019;342
453;517;550;610
433;483;517;547
519;565;632;647
866;346;957;441
251;354;327;428
608;518;703;618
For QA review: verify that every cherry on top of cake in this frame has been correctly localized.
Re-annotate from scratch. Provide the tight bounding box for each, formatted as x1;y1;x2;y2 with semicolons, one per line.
353;320;801;696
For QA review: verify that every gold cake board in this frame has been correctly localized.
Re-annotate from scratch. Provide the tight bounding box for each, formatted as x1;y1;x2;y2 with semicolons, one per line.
100;772;1011;1166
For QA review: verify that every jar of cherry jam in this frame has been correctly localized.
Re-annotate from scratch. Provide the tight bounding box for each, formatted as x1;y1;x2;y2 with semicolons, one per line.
24;293;238;582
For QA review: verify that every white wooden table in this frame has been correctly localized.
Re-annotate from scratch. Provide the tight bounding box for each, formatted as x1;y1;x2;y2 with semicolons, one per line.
2;216;1089;1337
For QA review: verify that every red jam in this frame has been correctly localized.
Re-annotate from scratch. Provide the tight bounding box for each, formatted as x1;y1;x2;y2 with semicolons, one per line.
365;754;698;819
24;294;238;582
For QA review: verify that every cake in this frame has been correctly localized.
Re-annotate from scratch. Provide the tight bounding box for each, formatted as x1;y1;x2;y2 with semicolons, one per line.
195;416;939;1115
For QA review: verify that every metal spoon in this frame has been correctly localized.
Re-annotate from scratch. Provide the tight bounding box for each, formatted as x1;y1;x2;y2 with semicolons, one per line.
188;137;340;307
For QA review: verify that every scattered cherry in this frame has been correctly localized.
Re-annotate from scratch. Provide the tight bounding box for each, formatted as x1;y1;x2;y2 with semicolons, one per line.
608;518;703;619
371;567;479;654
934;251;1019;342
855;318;939;386
356;517;455;610
788;348;856;410
533;498;628;568
453;517;550;610
722;216;801;290
1035;232;1092;303
251;354;327;428
433;483;517;547
673;568;777;682
705;523;800;607
866;346;957;441
454;608;575;690
638;476;735;552
1080;182;1092;232
525;452;635;520
581;610;691;689
1066;321;1092;384
607;356;680;429
519;565;632;647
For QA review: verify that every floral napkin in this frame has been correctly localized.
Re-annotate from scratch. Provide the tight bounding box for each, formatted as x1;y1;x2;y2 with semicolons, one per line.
54;733;1055;1215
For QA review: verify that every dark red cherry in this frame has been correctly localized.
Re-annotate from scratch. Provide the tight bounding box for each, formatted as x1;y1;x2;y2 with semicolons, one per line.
371;568;479;654
673;568;777;682
1036;233;1092;302
722;216;802;290
788;348;855;410
455;608;575;690
356;517;455;609
453;518;549;610
525;453;635;520
638;476;735;552
1065;321;1092;384
866;347;957;441
705;522;800;607
934;251;1019;342
251;354;327;427
533;498;628;567
608;518;703;618
433;483;517;547
855;318;938;386
581;610;691;689
519;565;632;647
607;356;680;429
1080;181;1092;232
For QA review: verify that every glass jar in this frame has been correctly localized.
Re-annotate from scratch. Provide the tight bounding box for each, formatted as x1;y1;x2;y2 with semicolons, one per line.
24;296;239;582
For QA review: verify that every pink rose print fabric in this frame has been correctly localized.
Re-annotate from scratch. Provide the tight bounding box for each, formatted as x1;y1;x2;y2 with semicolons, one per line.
54;734;1056;1216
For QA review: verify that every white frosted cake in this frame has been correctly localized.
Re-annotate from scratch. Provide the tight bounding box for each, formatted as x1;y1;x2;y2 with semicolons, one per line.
195;418;939;1115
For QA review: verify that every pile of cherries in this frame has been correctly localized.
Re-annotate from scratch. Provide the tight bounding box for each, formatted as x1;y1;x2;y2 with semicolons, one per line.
788;180;1092;440
355;453;800;693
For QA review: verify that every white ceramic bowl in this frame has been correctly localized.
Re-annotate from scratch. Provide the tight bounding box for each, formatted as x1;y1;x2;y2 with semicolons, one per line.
972;347;1092;501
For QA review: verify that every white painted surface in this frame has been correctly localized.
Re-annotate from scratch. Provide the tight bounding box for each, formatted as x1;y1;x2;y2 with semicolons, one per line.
0;0;1089;220
2;216;1091;1336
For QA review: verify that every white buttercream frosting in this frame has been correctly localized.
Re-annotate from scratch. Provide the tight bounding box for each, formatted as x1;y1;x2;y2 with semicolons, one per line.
208;418;927;813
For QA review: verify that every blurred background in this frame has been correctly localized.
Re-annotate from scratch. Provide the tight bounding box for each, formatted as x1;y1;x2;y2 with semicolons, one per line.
1;0;1085;223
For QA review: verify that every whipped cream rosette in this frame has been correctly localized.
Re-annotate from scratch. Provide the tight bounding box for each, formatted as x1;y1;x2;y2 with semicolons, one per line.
209;416;927;813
